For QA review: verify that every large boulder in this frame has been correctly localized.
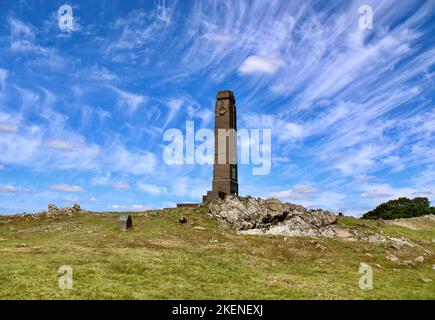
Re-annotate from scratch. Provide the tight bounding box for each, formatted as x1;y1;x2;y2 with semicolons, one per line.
48;203;59;215
209;195;338;237
46;203;82;217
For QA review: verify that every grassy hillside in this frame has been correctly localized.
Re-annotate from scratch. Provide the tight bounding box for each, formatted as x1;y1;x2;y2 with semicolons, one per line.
0;206;434;299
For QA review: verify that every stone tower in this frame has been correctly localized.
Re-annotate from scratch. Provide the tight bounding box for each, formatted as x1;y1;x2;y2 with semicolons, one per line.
204;90;238;202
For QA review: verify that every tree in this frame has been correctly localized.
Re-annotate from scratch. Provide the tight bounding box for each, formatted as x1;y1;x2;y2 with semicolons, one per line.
362;197;434;220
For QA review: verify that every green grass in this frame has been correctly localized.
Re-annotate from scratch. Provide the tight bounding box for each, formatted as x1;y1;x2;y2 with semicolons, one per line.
0;207;433;299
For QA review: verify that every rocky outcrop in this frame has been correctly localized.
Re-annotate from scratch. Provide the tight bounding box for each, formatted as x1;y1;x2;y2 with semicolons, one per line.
43;203;83;217
209;195;338;237
0;203;84;223
208;195;420;246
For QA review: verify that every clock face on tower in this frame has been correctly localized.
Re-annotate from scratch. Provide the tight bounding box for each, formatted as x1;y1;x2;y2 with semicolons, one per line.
217;101;226;115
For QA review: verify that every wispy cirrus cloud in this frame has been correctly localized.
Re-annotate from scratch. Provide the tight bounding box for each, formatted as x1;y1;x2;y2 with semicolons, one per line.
0;0;433;215
49;183;84;193
43;139;83;151
270;184;319;201
112;181;130;190
109;85;147;113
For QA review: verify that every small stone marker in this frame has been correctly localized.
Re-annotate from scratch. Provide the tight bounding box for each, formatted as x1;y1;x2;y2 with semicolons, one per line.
119;214;133;231
179;217;187;224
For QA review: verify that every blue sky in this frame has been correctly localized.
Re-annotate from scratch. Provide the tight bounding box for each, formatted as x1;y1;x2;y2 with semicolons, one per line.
0;0;434;216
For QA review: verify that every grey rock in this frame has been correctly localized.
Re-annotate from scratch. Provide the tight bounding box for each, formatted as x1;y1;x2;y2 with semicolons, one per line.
420;278;432;283
48;203;58;213
414;256;424;263
209;195;338;237
45;203;82;217
386;255;399;263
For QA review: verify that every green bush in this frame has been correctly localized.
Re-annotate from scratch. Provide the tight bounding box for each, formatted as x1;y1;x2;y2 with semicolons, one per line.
362;197;435;220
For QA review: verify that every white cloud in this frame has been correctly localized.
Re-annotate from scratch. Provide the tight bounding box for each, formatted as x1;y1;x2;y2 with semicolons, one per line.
169;177;208;200
270;83;291;94
270;185;346;212
49;183;84;192
43;139;82;151
0;122;18;133
334;145;385;175
358;183;418;201
106;7;172;57
7;16;69;69
137;182;166;196
163;98;184;128
8;16;35;40
109;204;128;211
413;166;435;194
195;108;213;125
241;113;304;143
0;184;21;193
110;85;147;113
109;204;147;211
155;4;172;23
88;65;117;81
270;184;319;201
202;33;234;43
88;197;97;203
0;103;157;175
62;196;97;204
131;204;147;211
112;181;130;190
107;145;157;175
272;156;290;164
354;175;376;181
360;190;392;199
303;192;347;212
91;172;112;186
239;52;286;75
